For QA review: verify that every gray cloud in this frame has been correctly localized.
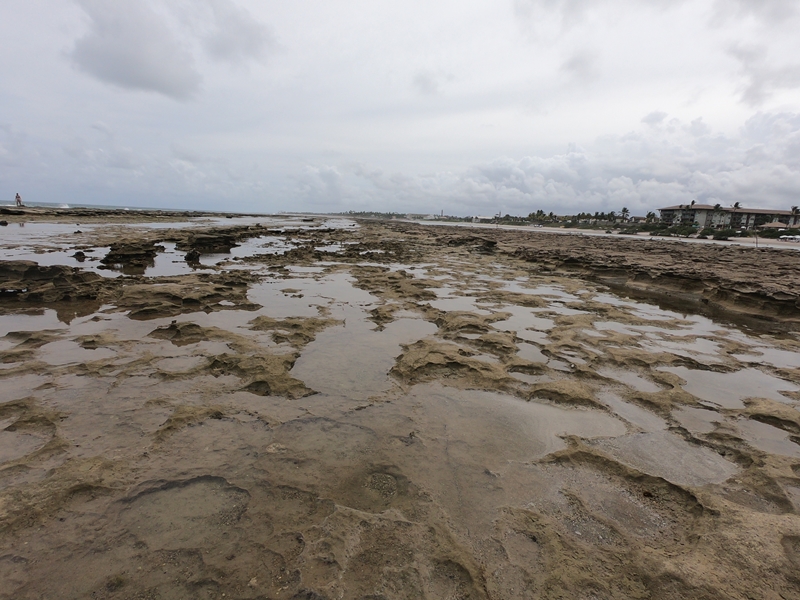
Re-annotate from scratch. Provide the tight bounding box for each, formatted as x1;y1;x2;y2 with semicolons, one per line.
295;112;800;214
514;0;686;33
3;1;799;213
63;136;145;172
296;165;347;205
689;117;711;136
71;0;201;99
201;0;274;63
728;43;800;106
411;70;454;95
560;50;596;82
712;0;799;25
412;72;439;95
642;111;668;125
514;0;593;30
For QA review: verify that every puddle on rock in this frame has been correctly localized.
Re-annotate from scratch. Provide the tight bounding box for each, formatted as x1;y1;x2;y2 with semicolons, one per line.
426;296;493;315
736;418;800;458
734;347;800;370
517;342;548;363
0;310;68;336
5;216;800;599
597;390;666;432
589;430;739;487
659;366;799;409
37;340;116;366
672;406;721;435
292;317;437;398
0;429;51;464
116;477;250;550
492;305;555;337
597;368;663;393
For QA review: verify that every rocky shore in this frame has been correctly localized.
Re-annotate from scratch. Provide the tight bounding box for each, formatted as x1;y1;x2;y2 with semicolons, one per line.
1;210;800;599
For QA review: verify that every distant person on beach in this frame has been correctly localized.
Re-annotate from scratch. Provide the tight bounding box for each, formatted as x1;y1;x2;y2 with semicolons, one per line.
15;193;22;207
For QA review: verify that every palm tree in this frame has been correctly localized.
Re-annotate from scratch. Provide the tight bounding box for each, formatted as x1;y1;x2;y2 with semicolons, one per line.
712;203;722;229
620;207;630;222
732;201;741;229
646;211;656;223
791;205;799;227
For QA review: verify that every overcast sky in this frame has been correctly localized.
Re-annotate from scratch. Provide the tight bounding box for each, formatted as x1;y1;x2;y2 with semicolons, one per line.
2;0;800;215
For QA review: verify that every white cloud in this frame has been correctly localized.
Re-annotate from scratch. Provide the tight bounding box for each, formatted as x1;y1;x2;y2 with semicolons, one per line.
71;0;201;99
1;1;799;212
642;111;668;126
712;0;799;25
201;0;274;63
728;43;800;106
294;112;800;215
689;117;711;136
69;0;273;100
296;165;347;205
560;49;596;83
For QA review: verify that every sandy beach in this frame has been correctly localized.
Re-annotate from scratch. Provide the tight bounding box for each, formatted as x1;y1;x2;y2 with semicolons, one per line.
2;208;800;599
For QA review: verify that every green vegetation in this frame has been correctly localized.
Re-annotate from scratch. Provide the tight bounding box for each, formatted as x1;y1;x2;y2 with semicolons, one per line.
649;225;697;237
333;209;798;239
755;227;800;239
338;211;408;219
711;229;745;240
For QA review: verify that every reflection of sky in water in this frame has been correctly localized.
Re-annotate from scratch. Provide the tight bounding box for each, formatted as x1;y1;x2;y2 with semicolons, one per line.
2;216;356;278
597;368;662;393
734;347;800;370
426;296;493;314
593;320;729;363
492;305;554;334
590;430;738;486
593;293;676;321
5;216;800;491
597;390;666;432
0;309;67;336
736;418;800;458
37;340;116;366
523;285;580;300
123;216;356;231
0;246;117;277
659;366;799;409
516;342;547;363
672;406;720;435
0;222;98;244
640;337;723;363
197;236;298;268
533;303;588;316
248;273;378;320
292;315;435;398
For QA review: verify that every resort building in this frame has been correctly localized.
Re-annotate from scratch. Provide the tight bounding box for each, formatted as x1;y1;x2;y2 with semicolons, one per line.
658;204;800;230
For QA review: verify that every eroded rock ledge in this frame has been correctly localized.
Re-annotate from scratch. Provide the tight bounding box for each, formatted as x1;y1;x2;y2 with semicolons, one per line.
392;223;800;330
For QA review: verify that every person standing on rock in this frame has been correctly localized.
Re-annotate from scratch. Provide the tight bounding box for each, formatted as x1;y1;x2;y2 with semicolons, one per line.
15;193;22;207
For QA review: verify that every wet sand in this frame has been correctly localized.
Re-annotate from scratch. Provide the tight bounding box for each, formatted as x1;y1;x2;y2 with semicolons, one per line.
2;210;800;599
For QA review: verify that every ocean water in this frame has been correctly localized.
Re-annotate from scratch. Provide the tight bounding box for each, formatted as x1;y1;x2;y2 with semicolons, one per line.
1;200;213;212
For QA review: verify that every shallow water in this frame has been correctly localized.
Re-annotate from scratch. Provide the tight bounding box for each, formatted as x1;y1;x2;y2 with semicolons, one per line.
597;390;667;432
492;305;555;334
292;316;436;398
659;366;799;408
591;430;739;486
736;418;800;458
672;406;721;435
4;218;800;598
0;309;67;336
597;368;663;394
